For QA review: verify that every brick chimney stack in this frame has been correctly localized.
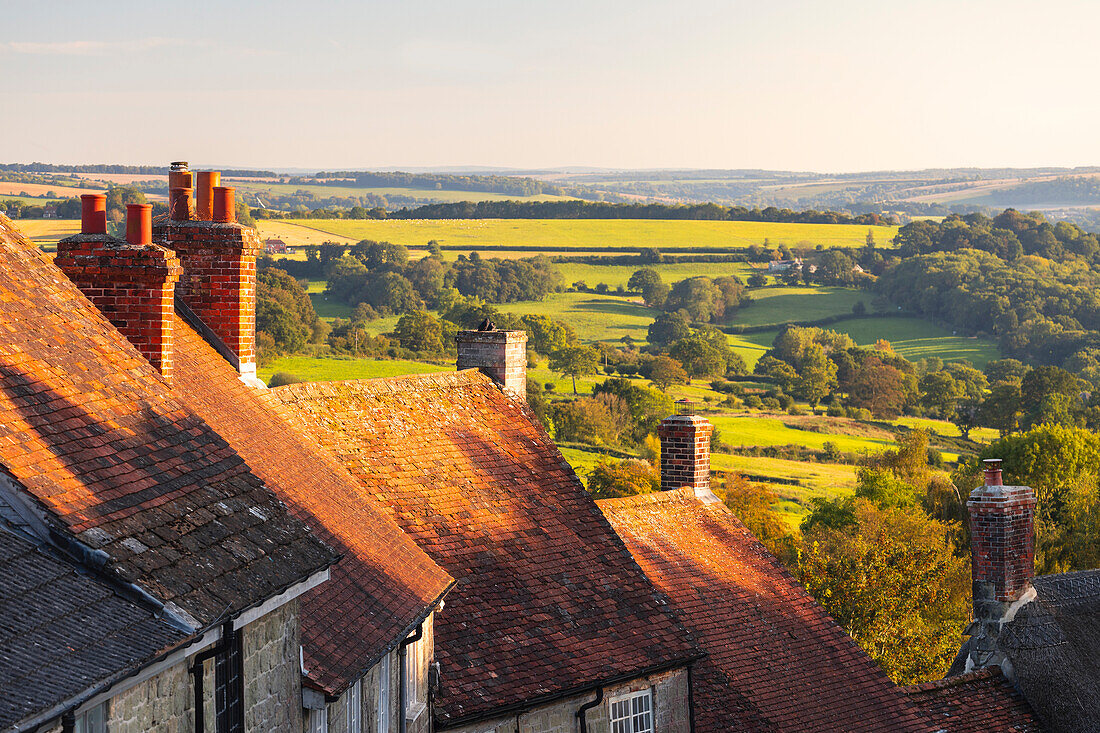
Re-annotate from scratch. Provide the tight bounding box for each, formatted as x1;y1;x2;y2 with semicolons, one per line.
963;458;1037;671
155;167;260;381
455;326;528;400
57;196;182;380
968;458;1036;616
658;400;713;493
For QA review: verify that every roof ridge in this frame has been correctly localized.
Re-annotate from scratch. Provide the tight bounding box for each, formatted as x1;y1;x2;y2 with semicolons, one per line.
271;367;487;398
596;487;694;509
902;667;1003;693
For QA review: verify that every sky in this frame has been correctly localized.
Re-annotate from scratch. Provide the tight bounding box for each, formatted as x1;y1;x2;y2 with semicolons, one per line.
2;0;1099;172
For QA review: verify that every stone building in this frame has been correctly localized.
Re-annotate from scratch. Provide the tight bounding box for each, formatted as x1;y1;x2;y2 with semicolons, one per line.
0;205;336;731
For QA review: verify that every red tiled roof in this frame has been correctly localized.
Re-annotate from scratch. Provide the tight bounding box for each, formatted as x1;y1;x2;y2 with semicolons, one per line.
170;320;454;694
271;372;700;724
597;488;933;732
904;669;1044;733
0;213;334;626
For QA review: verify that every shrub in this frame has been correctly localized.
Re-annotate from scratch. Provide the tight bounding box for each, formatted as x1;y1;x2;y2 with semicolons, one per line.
267;371;304;388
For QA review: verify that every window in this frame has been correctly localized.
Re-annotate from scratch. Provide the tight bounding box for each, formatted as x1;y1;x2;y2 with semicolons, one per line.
609;690;653;733
345;678;361;733
404;636;421;716
72;702;107;733
307;707;328;733
213;628;244;733
378;653;390;732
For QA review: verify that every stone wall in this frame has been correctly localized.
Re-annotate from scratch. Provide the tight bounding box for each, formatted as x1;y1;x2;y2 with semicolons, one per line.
106;661;193;733
446;667;690;733
243;598;303;732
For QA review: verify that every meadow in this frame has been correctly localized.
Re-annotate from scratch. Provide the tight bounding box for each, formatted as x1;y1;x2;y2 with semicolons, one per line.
272;218;899;251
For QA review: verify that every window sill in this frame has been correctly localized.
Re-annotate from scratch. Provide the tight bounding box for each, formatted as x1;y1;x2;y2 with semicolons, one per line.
405;701;427;723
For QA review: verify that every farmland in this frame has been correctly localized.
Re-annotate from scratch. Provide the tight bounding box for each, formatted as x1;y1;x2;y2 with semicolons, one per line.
265;218;899;251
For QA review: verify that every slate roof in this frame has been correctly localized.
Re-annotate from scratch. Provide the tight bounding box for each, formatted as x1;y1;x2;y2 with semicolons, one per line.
0;213;335;628
952;569;1100;733
271;372;700;725
903;668;1043;733
597;488;932;733
170;319;454;695
0;525;189;731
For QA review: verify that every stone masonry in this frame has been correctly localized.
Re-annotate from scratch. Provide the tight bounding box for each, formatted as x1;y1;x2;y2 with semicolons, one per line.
154;219;261;378
455;329;528;400
448;667;690;733
106;661;193;733
55;234;182;380
657;411;713;493
243;599;304;732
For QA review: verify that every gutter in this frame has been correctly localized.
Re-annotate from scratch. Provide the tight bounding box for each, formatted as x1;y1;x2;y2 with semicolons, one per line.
437;654;703;730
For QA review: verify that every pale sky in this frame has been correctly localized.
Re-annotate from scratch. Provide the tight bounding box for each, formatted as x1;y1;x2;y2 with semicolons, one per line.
2;0;1098;172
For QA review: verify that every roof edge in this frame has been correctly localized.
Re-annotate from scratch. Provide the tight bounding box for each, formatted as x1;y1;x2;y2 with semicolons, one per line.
436;653;704;730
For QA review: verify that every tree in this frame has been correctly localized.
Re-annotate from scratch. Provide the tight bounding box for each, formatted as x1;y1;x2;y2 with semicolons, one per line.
719;473;792;560
979;381;1023;437
646;356;688;391
551;394;631;446
393;311;449;354
669;334;725;380
586;459;660;499
798;501;970;684
664;277;725;322
1019;366;1082;429
549;346;599;394
747;272;769;288
520;314;577;355
256;268;318;355
846;354;909;419
919;371;960;419
647;311;692;346
628;268;669;308
792;342;837;407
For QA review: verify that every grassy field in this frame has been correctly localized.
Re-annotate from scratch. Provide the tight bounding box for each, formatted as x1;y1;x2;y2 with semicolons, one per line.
278;218;899;251
734;286;865;327
497;292;657;343
258;356;446;383
12;219;79;244
712;414;894;454
827;317;999;368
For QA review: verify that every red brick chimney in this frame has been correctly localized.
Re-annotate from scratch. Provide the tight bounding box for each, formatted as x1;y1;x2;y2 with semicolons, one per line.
968;458;1036;613
57;197;182;380
155;173;260;381
658;400;713;492
962;458;1037;671
455;327;528;399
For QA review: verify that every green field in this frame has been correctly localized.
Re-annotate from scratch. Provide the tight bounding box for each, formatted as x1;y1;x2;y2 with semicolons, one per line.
498;292;657;344
279;218;899;251
258;356;446;383
733;286;865;327
827;317;999;368
712;414;894;454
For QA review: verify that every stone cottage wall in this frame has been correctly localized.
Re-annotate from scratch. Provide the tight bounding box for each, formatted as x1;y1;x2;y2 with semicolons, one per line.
446;667;689;733
243;598;303;732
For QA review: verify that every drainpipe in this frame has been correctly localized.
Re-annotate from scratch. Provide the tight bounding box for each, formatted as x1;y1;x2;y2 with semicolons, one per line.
399;623;424;733
60;712;75;733
189;623;233;733
575;686;604;733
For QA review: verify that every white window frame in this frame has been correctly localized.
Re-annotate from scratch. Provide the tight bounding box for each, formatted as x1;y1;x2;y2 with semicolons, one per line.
609;690;653;733
72;702;108;733
308;706;328;733
404;635;425;720
378;652;390;732
345;678;361;733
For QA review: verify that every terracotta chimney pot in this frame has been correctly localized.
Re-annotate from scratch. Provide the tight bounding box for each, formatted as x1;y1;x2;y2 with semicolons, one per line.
126;204;152;246
212;186;236;223
80;194;107;235
168;161;192;191
169;187;194;221
195;171;221;221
